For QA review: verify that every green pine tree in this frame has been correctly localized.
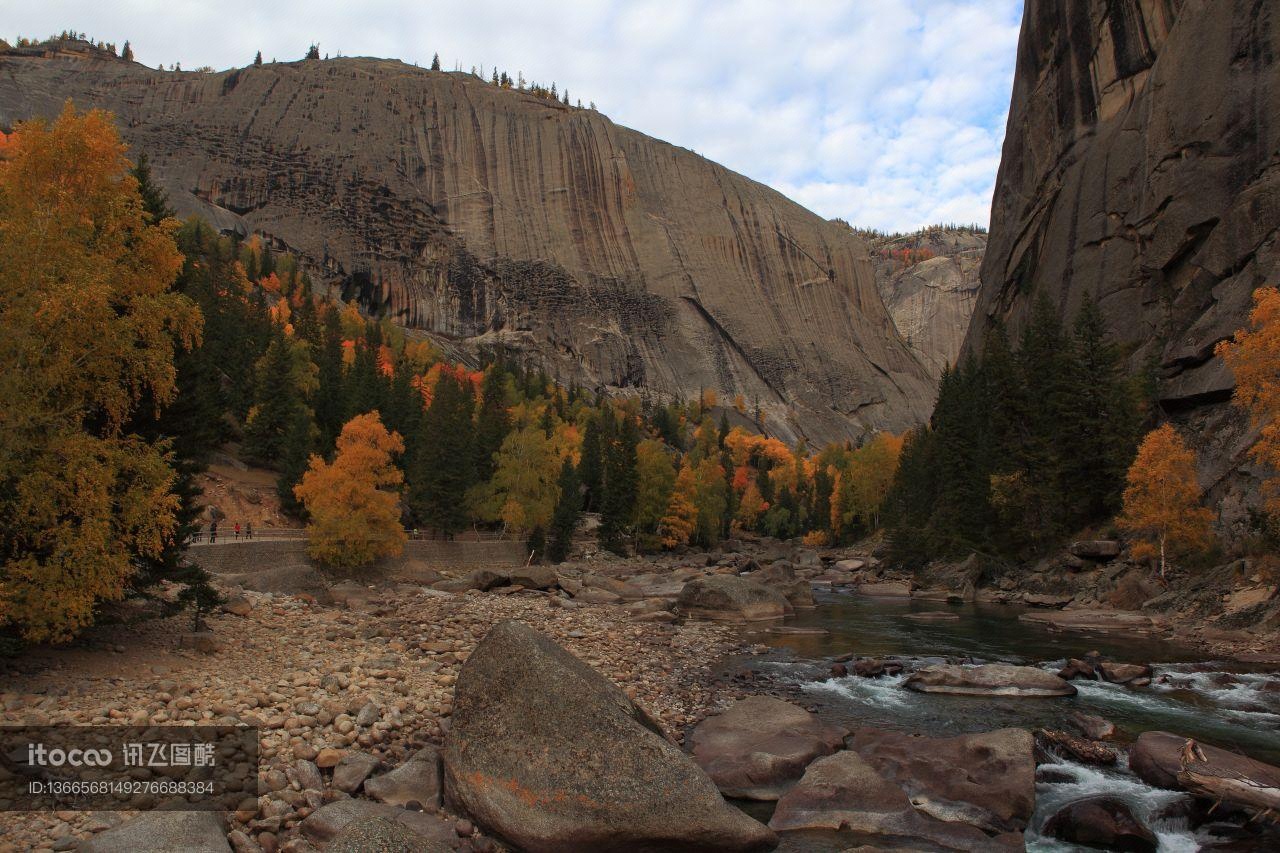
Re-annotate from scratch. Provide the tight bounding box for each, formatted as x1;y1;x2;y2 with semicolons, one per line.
547;459;581;562
598;414;638;554
578;414;604;511
407;372;475;535
474;365;512;481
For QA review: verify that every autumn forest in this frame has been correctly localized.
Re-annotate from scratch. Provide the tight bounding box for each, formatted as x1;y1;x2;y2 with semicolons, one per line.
3;104;1277;646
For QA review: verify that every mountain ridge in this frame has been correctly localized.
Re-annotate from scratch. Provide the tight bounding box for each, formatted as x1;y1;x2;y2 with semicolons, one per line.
0;40;935;445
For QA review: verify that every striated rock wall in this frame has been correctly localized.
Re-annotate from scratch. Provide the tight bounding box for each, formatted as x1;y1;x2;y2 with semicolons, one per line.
868;228;985;381
965;0;1280;532
0;42;934;445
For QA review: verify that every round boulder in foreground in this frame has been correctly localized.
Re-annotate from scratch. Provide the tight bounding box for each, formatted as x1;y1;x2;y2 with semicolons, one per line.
442;620;777;853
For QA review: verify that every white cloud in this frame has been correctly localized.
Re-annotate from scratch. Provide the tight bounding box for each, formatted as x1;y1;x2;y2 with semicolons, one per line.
9;0;1024;232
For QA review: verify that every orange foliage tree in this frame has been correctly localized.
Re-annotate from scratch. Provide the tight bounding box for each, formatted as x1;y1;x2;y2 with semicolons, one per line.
659;463;698;548
1117;424;1215;578
0;103;200;641
1216;286;1280;514
294;412;406;568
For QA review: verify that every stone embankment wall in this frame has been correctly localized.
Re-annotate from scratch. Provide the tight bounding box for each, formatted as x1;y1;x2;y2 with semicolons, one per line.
193;539;527;578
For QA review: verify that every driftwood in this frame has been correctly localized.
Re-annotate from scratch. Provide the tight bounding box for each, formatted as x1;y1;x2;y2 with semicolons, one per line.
1178;739;1280;817
1036;729;1117;765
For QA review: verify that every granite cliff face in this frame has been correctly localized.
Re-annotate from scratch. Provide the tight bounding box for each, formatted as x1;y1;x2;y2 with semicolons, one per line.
967;0;1280;530
0;42;934;445
868;228;985;381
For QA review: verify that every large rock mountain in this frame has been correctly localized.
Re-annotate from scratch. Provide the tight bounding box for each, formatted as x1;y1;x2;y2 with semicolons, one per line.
0;40;934;445
966;0;1280;530
868;227;985;381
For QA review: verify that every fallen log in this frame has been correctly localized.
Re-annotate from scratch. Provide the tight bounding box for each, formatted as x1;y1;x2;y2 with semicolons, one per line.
1177;739;1280;814
1036;729;1117;766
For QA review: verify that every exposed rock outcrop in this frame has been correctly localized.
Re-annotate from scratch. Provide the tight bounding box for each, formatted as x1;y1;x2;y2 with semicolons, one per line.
846;727;1037;835
966;1;1280;531
767;750;1021;849
676;576;791;621
79;812;230;853
867;226;986;380
689;695;846;800
441;620;777;852
1042;796;1158;853
904;664;1077;697
0;40;935;445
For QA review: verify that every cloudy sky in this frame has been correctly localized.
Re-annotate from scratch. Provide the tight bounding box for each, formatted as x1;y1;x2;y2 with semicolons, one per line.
12;1;1024;233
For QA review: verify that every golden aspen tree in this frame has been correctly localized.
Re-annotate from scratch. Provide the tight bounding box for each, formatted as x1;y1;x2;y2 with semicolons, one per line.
0;104;199;641
659;463;698;548
1118;424;1215;578
294;412;406;567
1217;287;1280;513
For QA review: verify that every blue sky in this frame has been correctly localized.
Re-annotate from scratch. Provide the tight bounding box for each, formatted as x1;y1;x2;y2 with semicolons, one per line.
10;1;1024;233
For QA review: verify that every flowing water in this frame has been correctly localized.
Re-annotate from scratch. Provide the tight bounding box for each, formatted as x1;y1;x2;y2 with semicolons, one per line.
734;591;1280;851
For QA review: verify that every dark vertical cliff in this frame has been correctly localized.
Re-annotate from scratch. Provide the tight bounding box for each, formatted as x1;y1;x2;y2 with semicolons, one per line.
0;41;935;445
967;0;1280;530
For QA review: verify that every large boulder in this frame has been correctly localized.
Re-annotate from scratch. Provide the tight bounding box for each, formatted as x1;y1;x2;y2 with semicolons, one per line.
326;816;454;853
689;695;846;800
1129;730;1280;804
1042;796;1157;852
301;799;457;845
504;564;559;590
768;751;1018;850
332;750;381;793
431;568;506;593
364;747;443;808
79;812;230;853
442;621;777;852
745;562;813;608
1099;661;1153;685
676;576;790;622
1070;540;1122;560
846;727;1036;834
904;664;1076;697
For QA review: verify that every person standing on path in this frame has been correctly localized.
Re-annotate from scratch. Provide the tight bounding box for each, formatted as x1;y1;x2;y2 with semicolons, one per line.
234;522;241;540
246;522;253;540
210;520;218;544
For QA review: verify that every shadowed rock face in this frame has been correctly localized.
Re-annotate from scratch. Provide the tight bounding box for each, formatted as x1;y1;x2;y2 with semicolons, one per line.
0;41;934;445
966;1;1280;531
869;228;985;380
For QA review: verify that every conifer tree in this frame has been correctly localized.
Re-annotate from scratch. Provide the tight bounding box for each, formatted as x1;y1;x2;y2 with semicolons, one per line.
122;41;133;62
242;329;318;466
598;414;639;553
254;50;263;66
578;414;604;510
407;372;474;535
547;459;581;562
314;306;347;445
132;152;174;223
1060;293;1140;524
883;427;940;568
431;52;441;71
473;365;511;481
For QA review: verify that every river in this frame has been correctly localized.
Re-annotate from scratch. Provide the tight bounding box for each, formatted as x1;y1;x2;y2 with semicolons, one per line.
731;591;1280;852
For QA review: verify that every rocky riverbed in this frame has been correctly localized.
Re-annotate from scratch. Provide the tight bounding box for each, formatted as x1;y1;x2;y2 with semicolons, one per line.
0;582;752;852
1;536;1276;852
